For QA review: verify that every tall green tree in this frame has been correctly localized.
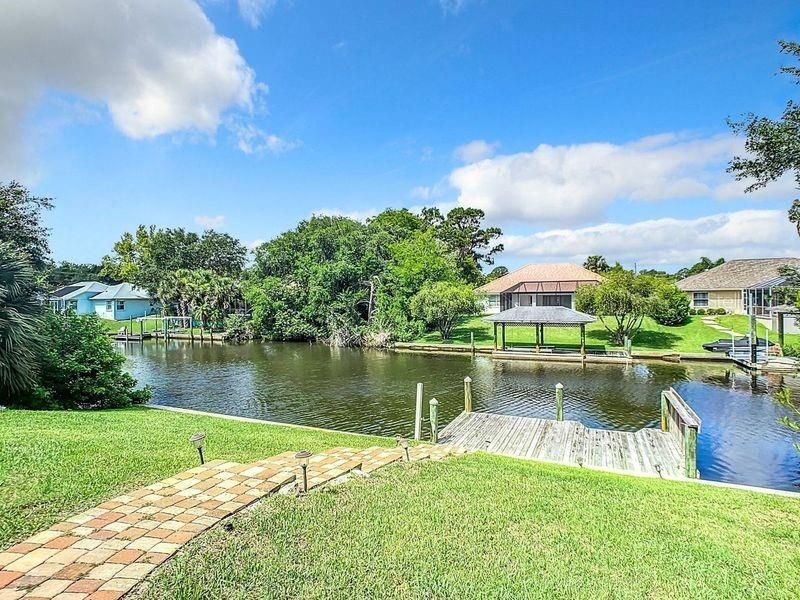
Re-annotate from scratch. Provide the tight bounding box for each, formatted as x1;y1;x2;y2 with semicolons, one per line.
575;271;658;345
0;181;53;270
728;40;800;231
422;207;503;283
410;281;478;341
675;257;725;280
583;255;610;274
0;243;43;402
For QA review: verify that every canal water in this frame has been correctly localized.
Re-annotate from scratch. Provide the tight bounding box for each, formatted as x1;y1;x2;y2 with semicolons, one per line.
121;341;800;491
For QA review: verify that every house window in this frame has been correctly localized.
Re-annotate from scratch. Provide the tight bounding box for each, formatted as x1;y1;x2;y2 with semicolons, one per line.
116;301;125;311
106;301;112;311
67;300;77;312
487;295;500;308
693;292;709;307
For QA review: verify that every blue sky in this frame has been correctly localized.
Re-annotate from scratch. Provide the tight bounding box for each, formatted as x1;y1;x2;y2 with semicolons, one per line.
2;0;799;270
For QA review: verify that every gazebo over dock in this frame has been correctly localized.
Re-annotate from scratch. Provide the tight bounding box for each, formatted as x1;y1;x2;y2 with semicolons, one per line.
484;306;596;355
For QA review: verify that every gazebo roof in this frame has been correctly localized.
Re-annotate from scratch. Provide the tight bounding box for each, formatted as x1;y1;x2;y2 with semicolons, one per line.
769;304;800;315
483;306;596;325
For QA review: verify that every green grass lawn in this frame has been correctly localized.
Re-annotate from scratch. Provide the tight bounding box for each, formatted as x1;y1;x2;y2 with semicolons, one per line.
136;453;800;599
98;317;214;337
415;315;723;353
716;314;800;346
0;408;387;547
2;409;798;598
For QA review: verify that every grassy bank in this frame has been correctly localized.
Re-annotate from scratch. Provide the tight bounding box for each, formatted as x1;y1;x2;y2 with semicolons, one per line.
0;408;387;547
414;315;723;353
717;314;800;346
136;453;800;599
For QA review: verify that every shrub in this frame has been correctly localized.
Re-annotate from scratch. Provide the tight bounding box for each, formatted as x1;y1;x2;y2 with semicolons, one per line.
782;344;800;357
17;313;151;409
410;281;478;341
689;308;697;315
715;308;727;315
651;281;690;326
224;314;254;342
696;308;707;315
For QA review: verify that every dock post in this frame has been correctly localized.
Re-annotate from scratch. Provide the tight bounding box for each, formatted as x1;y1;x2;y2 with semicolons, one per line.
501;323;506;350
493;323;497;350
470;331;475;355
659;391;668;431
139;319;144;345
429;398;438;443
580;324;586;358
464;376;473;413
414;383;424;440
555;383;564;421
684;425;698;478
778;312;785;348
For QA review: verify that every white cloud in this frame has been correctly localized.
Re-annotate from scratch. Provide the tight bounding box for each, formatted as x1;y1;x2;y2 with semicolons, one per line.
247;239;265;251
448;133;787;225
453;139;500;163
0;0;264;178
501;210;799;267
232;123;301;155
237;0;278;28
194;215;226;229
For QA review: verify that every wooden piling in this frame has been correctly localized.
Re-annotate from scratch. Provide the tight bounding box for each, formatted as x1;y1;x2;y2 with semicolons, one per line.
684;425;698;478
470;331;475;354
555;383;564;421
414;383;424;440
660;391;668;431
429;397;439;443
464;376;473;413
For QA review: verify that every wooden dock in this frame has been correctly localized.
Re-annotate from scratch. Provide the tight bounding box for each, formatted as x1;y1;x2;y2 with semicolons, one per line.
438;388;701;480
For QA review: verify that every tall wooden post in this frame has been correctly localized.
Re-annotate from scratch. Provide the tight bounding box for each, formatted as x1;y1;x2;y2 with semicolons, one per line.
684;425;698;478
555;383;564;421
778;312;785;348
139;319;144;345
190;317;194;343
493;322;498;350
660;391;669;431
540;324;545;348
464;376;473;413
535;323;540;352
580;323;586;357
414;383;424;440
749;304;757;364
501;323;506;350
429;398;439;443
470;331;475;355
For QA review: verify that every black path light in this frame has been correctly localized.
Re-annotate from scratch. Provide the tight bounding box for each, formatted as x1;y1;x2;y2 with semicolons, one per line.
189;432;206;465
295;449;312;494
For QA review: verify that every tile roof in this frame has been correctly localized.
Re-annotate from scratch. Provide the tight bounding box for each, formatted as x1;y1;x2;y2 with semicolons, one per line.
475;263;603;294
49;281;108;300
676;258;800;291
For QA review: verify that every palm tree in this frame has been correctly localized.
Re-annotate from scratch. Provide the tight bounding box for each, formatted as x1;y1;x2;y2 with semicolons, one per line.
0;242;43;401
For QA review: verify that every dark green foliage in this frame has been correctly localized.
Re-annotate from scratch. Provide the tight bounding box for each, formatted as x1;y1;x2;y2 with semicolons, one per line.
46;261;116;288
0;181;53;270
101;226;246;295
675;257;725;280
18;313;150;409
409;281;478;340
583;255;610;274
0;243;43;402
728;40;800;231
224;314;253;342
576;271;661;345
651;281;691;326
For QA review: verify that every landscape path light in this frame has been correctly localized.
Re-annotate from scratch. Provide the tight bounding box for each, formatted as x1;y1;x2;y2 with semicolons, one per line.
295;449;312;494
396;436;410;462
189;432;206;465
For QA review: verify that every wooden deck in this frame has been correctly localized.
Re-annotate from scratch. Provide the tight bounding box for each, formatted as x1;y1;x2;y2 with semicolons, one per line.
438;411;689;479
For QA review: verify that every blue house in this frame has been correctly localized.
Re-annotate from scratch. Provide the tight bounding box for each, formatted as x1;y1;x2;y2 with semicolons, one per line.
49;281;158;320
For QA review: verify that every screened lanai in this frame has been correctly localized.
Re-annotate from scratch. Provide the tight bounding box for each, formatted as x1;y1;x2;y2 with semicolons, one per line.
484;306;597;355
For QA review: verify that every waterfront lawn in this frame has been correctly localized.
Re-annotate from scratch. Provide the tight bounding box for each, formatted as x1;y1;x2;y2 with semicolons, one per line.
415;315;722;353
716;314;800;346
137;453;800;599
0;408;387;547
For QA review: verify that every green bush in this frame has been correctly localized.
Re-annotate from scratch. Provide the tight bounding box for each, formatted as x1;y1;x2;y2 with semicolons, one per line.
695;308;707;315
688;308;697;315
224;314;254;342
17;313;151;409
782;344;800;357
651;282;690;326
410;281;478;341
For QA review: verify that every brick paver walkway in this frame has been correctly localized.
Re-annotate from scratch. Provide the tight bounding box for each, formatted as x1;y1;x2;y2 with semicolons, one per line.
0;444;464;599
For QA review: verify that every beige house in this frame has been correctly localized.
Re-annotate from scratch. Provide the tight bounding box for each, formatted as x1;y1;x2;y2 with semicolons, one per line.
676;257;800;315
475;263;603;314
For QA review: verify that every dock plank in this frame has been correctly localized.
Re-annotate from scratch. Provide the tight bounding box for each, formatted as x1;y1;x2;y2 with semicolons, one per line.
440;412;687;480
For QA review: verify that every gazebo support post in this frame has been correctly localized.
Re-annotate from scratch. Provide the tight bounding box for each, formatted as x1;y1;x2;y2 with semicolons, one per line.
540;324;545;351
580;323;586;358
493;322;498;350
535;323;540;352
501;323;506;350
778;312;785;348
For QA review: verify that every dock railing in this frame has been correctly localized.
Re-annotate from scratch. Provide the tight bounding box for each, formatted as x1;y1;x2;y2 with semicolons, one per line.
660;387;701;478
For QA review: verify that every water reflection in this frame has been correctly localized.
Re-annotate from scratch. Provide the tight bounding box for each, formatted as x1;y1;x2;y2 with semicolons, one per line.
121;341;800;491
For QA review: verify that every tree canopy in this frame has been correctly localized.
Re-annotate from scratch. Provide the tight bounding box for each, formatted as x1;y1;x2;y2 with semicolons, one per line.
0;181;53;270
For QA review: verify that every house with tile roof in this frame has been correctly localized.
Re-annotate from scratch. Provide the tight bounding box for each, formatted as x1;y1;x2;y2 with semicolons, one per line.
475;263;603;314
49;281;157;320
676;257;800;315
